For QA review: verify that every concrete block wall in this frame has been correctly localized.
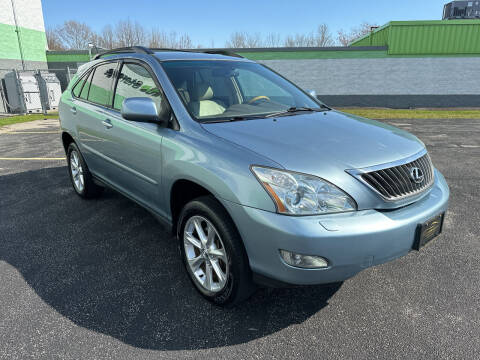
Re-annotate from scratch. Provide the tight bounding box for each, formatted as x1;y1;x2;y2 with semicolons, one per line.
260;57;480;107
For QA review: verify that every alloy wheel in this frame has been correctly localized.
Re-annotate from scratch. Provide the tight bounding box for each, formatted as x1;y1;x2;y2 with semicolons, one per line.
70;150;84;192
183;215;228;292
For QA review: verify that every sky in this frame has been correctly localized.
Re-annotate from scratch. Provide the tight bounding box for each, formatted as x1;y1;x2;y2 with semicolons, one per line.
41;0;447;47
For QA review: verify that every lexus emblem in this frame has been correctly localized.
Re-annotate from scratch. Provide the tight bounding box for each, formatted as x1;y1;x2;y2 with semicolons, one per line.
409;167;424;184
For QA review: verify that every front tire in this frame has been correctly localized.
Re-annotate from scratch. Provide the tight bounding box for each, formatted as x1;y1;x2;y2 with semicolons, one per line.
177;196;255;306
67;142;103;198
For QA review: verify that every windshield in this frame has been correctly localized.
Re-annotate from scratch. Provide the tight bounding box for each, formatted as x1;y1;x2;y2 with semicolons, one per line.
161;60;323;122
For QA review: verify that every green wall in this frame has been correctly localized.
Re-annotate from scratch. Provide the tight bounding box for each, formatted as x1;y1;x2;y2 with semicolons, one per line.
0;23;47;62
351;20;480;55
46;53;91;62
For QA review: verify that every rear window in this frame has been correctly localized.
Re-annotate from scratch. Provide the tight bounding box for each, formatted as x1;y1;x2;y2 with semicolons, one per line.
87;62;116;106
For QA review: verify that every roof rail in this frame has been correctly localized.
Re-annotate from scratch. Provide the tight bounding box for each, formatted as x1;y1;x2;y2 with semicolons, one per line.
151;48;244;58
150;47;190;52
93;46;154;60
93;46;244;60
201;50;244;58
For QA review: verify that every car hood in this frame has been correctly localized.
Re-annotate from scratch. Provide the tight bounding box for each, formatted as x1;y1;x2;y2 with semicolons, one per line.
201;110;425;177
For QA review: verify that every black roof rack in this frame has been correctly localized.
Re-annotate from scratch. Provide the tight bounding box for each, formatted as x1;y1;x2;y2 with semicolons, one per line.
93;46;244;60
151;48;244;58
201;50;244;58
93;46;154;60
149;47;190;52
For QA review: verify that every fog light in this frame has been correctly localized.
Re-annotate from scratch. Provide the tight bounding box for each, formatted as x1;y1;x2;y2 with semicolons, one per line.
280;250;328;269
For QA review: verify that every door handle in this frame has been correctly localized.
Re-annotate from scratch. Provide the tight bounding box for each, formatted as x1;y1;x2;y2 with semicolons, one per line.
70;107;77;114
102;119;113;129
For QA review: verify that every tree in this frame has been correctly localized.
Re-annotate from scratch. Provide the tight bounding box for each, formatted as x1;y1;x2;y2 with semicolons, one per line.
225;24;333;48
57;20;96;49
148;29;193;48
176;33;193;49
97;25;116;49
245;33;263;48
314;24;334;47
337;22;378;46
264;33;282;47
225;31;248;48
149;28;167;48
114;19;147;47
46;27;65;50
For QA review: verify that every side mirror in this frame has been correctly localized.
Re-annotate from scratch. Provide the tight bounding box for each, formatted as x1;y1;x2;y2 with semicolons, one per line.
121;97;169;126
307;89;317;99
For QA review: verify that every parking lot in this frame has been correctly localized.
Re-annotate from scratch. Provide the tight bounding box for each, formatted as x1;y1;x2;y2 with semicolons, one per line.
0;117;479;359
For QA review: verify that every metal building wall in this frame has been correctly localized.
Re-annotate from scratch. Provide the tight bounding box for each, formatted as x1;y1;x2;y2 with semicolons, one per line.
0;0;48;112
351;20;480;55
0;0;48;67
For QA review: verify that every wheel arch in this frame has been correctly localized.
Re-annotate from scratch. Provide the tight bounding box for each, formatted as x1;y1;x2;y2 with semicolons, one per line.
169;178;230;236
61;131;75;153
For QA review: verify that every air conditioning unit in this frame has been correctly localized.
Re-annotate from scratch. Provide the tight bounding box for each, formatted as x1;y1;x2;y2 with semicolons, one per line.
443;1;480;19
35;71;62;110
3;71;43;113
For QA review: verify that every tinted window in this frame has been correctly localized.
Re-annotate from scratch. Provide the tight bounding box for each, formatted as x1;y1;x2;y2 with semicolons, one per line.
113;63;164;111
87;63;116;106
72;72;88;97
79;70;93;100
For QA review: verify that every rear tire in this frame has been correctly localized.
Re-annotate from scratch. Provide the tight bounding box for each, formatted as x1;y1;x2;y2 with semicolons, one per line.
177;196;255;306
67;142;103;199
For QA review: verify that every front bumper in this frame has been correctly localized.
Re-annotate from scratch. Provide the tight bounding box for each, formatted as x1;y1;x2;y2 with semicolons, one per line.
221;169;449;286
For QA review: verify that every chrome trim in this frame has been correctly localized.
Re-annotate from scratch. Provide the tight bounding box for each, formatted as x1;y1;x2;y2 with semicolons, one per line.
346;149;435;202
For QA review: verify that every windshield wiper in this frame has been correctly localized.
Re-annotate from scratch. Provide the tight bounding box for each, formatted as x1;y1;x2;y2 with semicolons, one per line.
202;105;331;123
202;115;266;123
265;106;329;118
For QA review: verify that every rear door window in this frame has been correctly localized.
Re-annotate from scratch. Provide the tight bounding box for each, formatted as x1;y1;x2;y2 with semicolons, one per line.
87;62;116;106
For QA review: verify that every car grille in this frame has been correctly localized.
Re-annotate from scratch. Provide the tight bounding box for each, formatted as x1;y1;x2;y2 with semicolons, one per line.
360;153;434;201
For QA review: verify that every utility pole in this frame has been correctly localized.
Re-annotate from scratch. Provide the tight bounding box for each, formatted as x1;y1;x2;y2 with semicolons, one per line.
10;0;26;70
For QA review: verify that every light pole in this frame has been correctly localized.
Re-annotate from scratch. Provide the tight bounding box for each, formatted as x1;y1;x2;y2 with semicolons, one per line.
88;43;107;60
88;43;94;60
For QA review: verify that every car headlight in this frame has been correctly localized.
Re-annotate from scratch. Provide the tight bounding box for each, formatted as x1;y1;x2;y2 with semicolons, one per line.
251;166;356;215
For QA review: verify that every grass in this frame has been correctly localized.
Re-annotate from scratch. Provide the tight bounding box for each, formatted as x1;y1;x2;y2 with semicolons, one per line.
0;113;59;128
337;108;480;120
1;109;479;128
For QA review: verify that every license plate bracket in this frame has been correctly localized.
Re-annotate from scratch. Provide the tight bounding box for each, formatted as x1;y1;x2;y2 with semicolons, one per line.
413;212;445;250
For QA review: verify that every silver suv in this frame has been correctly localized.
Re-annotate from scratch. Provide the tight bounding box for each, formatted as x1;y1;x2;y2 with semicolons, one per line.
59;46;449;306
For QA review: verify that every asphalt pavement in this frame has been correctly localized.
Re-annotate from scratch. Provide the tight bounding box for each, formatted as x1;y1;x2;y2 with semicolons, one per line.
0;117;479;359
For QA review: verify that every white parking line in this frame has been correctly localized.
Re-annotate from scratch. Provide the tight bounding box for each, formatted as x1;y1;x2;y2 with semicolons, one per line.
0;131;61;134
0;157;65;161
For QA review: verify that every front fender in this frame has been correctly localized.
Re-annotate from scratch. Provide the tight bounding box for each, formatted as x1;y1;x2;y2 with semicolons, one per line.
161;127;281;219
